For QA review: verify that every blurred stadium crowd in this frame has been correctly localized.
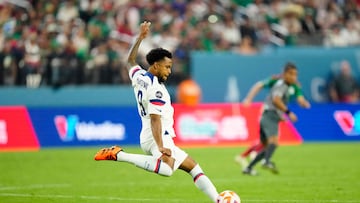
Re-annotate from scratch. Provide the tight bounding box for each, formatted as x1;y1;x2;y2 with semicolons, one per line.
0;0;359;87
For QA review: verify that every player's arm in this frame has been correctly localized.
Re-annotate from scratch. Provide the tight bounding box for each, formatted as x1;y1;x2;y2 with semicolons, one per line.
243;77;277;105
150;114;163;149
127;21;151;70
272;87;298;122
294;85;311;108
148;84;171;156
273;96;297;122
297;96;311;108
272;96;289;113
150;114;171;156
243;81;265;105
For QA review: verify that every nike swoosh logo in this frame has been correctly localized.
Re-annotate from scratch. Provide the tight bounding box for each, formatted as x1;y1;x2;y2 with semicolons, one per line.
155;108;162;112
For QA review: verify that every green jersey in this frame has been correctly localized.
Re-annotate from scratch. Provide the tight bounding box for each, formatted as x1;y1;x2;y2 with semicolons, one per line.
262;77;303;99
261;77;303;116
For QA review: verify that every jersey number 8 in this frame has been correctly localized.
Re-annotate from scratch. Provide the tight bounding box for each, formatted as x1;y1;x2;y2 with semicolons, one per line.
137;90;146;116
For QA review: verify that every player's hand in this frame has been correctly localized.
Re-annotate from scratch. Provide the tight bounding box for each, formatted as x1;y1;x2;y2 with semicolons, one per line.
297;96;311;109
288;112;298;122
159;147;172;156
302;100;311;109
139;21;151;39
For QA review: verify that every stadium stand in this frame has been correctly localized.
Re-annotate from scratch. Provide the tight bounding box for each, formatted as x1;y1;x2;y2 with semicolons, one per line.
0;0;359;87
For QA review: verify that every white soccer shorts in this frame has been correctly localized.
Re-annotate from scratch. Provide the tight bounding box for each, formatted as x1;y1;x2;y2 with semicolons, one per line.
141;134;188;170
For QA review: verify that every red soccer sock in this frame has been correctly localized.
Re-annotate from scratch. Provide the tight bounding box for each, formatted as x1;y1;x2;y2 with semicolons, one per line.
254;143;264;153
241;143;258;157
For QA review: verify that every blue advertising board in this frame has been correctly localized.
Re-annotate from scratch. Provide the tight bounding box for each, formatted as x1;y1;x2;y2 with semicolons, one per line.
12;103;360;149
289;103;360;141
28;107;141;147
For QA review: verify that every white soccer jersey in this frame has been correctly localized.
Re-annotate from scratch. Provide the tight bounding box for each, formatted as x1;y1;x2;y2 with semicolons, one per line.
129;65;175;144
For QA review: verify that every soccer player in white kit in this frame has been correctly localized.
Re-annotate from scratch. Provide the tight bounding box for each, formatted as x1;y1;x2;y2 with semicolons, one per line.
94;21;219;202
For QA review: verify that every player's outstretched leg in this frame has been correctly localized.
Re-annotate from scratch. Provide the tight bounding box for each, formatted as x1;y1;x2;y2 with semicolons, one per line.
180;157;219;203
94;146;173;176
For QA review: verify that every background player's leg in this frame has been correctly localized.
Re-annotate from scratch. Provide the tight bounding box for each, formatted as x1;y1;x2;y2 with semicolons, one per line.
250;142;264;160
243;126;268;175
245;150;265;170
260;112;280;173
240;143;258;157
264;136;278;164
261;135;279;173
235;143;257;169
180;156;218;203
254;142;265;154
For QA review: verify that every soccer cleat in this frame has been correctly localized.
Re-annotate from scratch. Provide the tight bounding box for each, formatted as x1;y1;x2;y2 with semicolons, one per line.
94;146;123;161
262;162;279;174
242;167;258;176
235;155;249;170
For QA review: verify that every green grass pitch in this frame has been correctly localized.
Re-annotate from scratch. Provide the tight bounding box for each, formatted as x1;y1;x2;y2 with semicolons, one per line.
0;143;359;203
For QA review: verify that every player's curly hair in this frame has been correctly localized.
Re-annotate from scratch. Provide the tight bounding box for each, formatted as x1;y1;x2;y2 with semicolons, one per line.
146;48;172;65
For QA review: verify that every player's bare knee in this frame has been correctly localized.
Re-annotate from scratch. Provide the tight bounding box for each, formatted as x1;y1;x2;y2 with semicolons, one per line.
179;156;197;172
268;136;278;144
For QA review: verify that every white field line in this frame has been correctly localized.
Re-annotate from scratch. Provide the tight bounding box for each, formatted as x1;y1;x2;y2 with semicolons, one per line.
0;193;192;202
0;184;70;191
0;193;360;203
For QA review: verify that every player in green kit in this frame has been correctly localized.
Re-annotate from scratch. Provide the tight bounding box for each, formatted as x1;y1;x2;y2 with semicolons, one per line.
242;63;310;175
235;74;306;169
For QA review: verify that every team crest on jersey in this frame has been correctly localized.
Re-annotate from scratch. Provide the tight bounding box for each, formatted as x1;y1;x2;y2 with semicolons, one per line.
288;86;295;95
156;91;163;98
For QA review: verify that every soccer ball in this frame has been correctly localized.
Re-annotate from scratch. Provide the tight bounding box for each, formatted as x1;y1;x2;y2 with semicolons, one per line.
217;190;241;203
